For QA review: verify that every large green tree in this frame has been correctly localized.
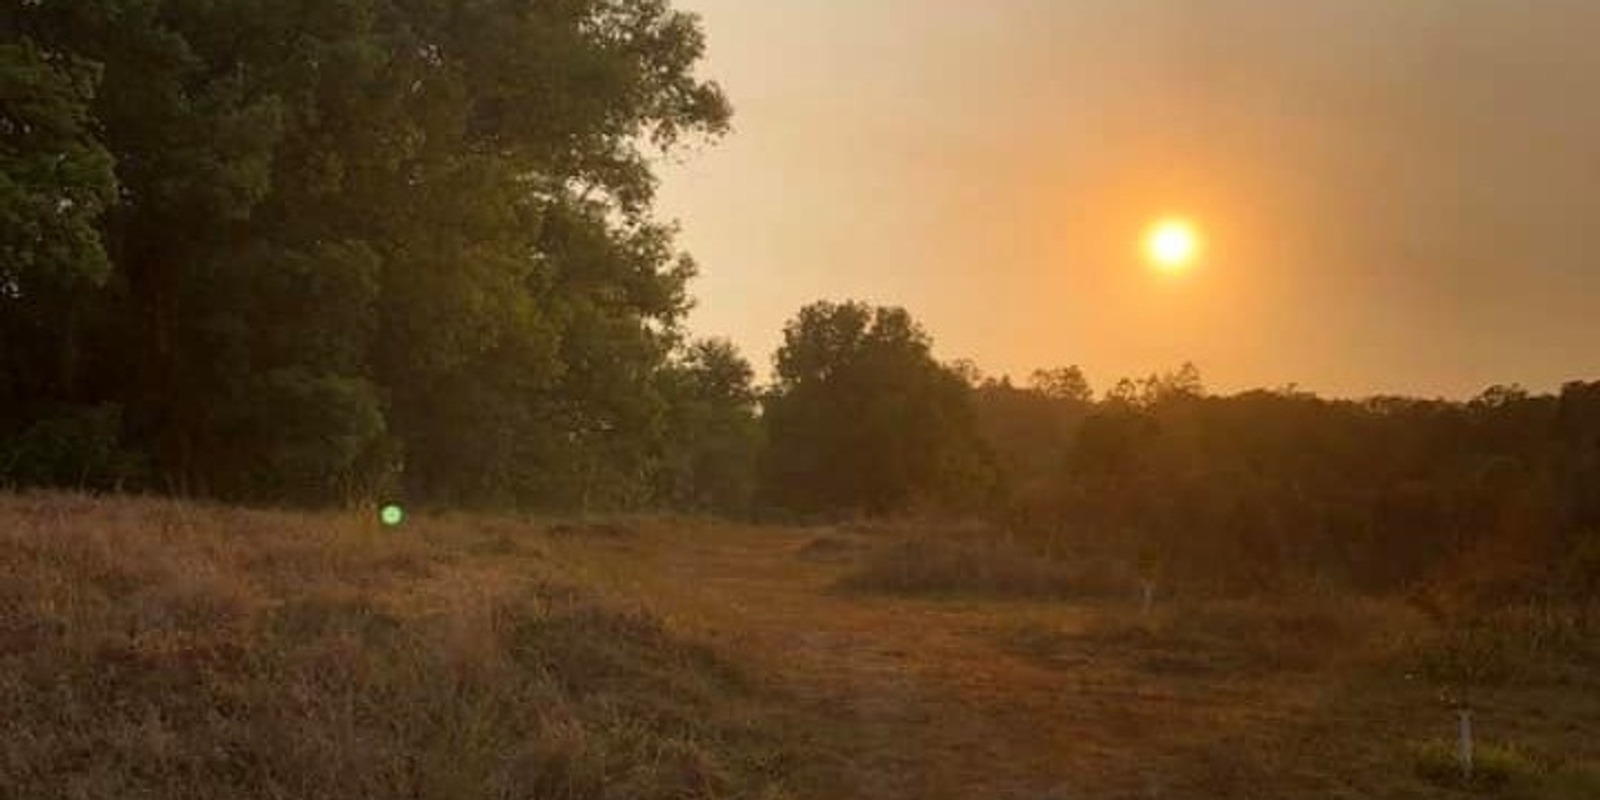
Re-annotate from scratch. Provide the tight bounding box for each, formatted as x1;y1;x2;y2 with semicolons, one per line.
654;337;763;514
0;34;127;486
760;301;995;516
2;0;728;505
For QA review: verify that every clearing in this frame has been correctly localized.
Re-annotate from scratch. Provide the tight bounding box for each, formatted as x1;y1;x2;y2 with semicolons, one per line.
4;495;1596;799
563;520;1600;799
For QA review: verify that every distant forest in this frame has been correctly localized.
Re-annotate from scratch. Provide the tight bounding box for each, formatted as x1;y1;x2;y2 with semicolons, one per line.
4;2;1597;596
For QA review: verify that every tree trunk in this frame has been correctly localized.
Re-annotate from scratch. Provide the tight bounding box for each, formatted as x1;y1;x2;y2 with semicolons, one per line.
58;297;79;401
125;243;189;493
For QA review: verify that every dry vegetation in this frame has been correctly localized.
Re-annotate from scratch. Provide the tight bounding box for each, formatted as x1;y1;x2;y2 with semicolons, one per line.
818;524;1600;797
997;594;1388;676
5;492;1598;799
0;493;815;799
836;533;1125;599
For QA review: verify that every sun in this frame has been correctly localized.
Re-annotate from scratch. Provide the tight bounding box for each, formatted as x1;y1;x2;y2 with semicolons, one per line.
1143;218;1201;272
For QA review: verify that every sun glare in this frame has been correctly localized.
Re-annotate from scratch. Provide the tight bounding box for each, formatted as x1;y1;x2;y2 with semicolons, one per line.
1144;218;1201;272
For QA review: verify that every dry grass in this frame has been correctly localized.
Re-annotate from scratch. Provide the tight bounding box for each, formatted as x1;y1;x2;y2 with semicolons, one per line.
792;533;872;563
1406;601;1600;689
1089;595;1393;673
564;521;1600;799
544;519;640;540
837;535;1124;599
985;592;1600;797
8;492;1600;799
1410;738;1600;798
990;594;1402;692
0;492;808;799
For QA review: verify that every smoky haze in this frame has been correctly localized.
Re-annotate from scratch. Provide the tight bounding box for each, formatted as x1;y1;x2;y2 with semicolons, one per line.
660;0;1600;398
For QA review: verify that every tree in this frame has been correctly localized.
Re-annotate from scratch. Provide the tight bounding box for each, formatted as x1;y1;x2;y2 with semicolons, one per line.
971;368;1095;537
0;36;125;487
1029;366;1093;404
656;338;763;514
0;39;114;294
760;301;995;515
4;0;729;505
0;37;117;391
1103;362;1205;408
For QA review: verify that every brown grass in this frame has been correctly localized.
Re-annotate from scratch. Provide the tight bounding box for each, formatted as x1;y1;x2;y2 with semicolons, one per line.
1410;738;1600;798
1406;601;1600;689
8;492;1600;800
837;535;1125;599
1073;595;1394;674
793;533;871;563
0;492;808;799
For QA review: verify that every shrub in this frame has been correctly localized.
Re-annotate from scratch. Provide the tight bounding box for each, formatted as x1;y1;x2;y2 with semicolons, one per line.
1543;761;1600;800
546;519;638;539
0;404;147;489
794;535;866;562
1002;595;1377;676
1413;603;1599;688
1558;530;1600;597
1411;738;1542;790
1410;739;1600;798
838;536;1122;599
1415;623;1522;687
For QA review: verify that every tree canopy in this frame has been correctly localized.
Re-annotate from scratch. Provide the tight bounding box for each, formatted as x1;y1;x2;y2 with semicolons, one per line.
979;368;1600;595
1;0;740;509
759;301;995;516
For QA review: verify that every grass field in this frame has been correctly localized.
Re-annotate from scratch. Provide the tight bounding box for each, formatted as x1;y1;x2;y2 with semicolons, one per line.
3;492;1597;799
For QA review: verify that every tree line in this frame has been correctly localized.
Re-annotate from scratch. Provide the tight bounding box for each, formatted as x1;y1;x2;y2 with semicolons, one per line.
975;368;1600;595
4;0;737;509
5;1;1597;596
761;302;1599;596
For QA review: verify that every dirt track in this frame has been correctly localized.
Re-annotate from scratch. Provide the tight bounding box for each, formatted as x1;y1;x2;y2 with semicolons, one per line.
565;524;1369;800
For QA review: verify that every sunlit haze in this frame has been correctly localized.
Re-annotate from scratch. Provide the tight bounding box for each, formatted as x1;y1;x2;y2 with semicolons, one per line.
1145;218;1201;273
658;1;1600;398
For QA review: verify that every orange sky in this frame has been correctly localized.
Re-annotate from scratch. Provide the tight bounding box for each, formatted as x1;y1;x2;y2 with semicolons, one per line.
656;1;1600;399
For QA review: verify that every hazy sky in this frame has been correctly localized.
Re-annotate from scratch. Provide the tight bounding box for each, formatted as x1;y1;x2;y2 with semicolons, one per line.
656;1;1600;399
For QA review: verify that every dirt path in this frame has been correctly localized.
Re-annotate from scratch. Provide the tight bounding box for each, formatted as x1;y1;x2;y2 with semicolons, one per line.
558;524;1356;800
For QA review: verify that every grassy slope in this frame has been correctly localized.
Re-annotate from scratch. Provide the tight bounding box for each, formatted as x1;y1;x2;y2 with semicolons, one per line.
0;493;816;799
4;494;1597;799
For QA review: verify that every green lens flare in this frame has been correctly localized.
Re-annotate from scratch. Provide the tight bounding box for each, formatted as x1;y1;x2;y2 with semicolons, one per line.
380;504;405;527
